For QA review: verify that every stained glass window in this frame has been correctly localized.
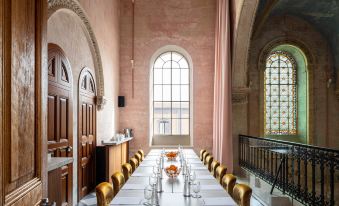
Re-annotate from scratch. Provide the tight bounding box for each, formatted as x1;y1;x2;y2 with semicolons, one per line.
265;51;297;135
153;51;190;136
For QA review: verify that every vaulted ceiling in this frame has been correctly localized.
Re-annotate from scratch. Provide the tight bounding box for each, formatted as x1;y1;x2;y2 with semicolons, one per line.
257;0;339;74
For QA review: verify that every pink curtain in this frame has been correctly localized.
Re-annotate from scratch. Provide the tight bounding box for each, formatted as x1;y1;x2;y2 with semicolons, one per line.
212;0;233;172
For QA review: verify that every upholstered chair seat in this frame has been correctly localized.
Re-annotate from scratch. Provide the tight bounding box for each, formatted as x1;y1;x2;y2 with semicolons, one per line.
205;155;214;171
199;149;207;161
134;152;142;162
129;157;139;172
203;152;210;165
233;184;252;206
137;149;145;161
210;160;220;177
215;165;227;184
122;163;133;181
96;182;114;206
111;172;126;196
222;174;237;197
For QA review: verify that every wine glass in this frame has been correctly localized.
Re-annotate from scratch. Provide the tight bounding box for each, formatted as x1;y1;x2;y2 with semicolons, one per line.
156;158;160;166
153;166;158;175
149;174;157;186
190;171;196;182
192;181;201;198
143;185;152;205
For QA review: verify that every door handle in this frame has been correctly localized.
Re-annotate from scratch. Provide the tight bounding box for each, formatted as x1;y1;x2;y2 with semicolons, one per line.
67;146;73;152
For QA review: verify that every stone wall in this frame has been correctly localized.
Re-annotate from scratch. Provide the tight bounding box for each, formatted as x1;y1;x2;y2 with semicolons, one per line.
247;15;339;149
119;0;216;154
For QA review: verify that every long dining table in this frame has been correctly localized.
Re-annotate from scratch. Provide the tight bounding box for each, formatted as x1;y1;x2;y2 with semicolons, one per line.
110;149;237;206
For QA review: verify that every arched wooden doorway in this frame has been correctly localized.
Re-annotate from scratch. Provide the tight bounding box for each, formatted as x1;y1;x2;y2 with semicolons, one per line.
47;43;73;205
78;67;97;199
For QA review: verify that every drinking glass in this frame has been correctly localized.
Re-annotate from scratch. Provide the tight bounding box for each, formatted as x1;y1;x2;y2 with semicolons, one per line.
149;174;157;186
153;166;158;175
156;158;160;166
192;181;201;198
190;171;196;182
143;185;152;205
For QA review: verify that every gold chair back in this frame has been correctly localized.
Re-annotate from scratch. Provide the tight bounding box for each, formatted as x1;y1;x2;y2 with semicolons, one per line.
134;152;142;162
205;155;214;171
203;152;210;165
96;182;114;206
199;149;207;161
210;160;220;177
215;165;227;184
122;163;133;181
137;149;145;161
111;172;125;196
233;184;252;206
129;157;139;172
222;174;237;197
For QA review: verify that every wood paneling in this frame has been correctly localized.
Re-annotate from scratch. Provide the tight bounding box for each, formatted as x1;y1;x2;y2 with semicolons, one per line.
78;68;97;200
47;44;73;205
0;0;47;205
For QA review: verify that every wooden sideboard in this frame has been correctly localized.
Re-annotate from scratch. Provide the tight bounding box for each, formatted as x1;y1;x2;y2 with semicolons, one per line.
96;138;132;184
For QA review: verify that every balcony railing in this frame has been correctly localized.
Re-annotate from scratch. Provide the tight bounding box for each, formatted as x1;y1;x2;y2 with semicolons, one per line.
239;135;339;206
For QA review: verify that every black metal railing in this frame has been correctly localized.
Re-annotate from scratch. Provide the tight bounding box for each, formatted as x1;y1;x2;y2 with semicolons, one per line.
239;135;339;206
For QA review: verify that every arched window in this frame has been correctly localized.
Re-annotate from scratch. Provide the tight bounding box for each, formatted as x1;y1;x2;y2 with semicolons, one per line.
152;51;190;137
265;51;297;135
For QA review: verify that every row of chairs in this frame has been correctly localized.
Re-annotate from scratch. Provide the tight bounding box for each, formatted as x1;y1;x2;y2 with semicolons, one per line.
95;149;145;206
200;149;252;206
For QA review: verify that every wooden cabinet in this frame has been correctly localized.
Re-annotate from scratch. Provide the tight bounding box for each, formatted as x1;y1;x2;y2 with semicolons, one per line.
96;141;130;184
0;0;47;205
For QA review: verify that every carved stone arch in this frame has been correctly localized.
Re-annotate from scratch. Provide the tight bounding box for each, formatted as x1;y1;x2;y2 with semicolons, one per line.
48;0;106;109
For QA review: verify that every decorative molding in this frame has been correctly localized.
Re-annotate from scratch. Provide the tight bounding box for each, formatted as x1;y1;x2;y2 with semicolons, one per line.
47;0;105;107
232;87;250;104
96;96;107;111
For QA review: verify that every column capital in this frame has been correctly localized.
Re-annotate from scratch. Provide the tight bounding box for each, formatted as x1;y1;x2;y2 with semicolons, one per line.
232;87;250;104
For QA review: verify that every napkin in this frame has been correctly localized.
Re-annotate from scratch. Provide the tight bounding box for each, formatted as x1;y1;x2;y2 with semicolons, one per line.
203;197;236;205
111;197;142;205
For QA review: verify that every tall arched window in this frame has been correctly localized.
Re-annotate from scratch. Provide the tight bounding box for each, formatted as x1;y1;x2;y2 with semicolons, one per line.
152;51;190;138
265;51;297;135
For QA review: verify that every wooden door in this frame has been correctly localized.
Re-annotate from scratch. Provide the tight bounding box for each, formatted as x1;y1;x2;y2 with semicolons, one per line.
78;68;97;199
47;44;73;205
0;0;47;205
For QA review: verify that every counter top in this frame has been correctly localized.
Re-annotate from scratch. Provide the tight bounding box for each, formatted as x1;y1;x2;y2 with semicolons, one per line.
101;137;133;146
48;157;73;172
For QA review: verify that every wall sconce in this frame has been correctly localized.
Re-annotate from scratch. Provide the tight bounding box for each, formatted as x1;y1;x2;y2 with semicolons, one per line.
327;78;332;89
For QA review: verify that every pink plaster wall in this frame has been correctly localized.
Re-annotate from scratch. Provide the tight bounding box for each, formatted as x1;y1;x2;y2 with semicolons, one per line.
119;0;216;154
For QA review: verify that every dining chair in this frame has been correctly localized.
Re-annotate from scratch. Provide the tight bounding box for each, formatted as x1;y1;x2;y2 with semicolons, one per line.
233;184;252;206
210;160;220;177
199;149;206;161
215;165;227;184
96;182;114;206
134;152;142;162
121;163;133;181
137;149;145;161
203;152;210;165
222;174;237;197
129;157;139;172
205;155;214;171
111;172;126;196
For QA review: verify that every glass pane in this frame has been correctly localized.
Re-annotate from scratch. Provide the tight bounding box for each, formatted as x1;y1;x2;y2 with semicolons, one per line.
181;119;189;135
172;52;182;62
160;52;171;62
181;85;189;101
172;69;180;84
163;85;171;101
172;85;180;101
172;102;180;118
181;69;189;84
179;58;189;68
181;102;189;118
163;119;171;135
154;69;162;84
172;61;180;69
163;61;171;69
154;58;164;69
153;119;162;135
163;69;171;84
154;85;162;101
163;102;171;119
172;119;180;135
153;102;162;118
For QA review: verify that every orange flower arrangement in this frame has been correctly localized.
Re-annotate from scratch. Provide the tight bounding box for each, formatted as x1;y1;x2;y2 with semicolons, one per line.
165;151;178;160
165;165;181;178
